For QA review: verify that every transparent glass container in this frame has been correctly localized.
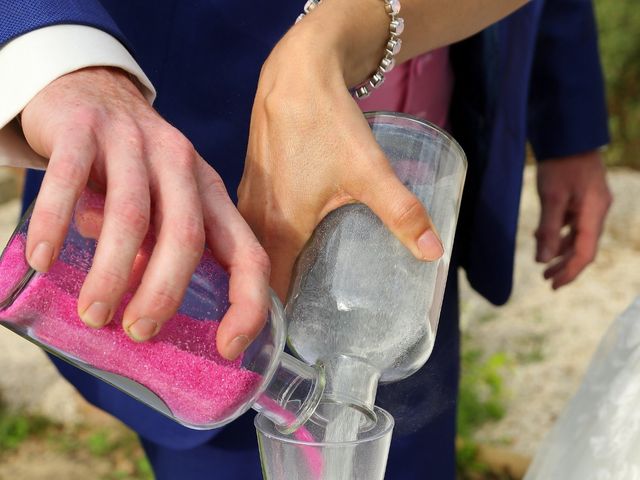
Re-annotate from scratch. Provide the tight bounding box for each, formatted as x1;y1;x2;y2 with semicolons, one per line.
256;405;394;480
286;112;467;415
0;190;324;432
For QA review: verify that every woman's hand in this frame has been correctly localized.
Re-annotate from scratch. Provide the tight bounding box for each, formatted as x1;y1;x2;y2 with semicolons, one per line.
239;4;444;300
21;67;270;360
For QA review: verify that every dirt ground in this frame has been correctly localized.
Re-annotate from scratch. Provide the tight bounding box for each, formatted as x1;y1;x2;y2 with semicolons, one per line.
461;167;640;457
0;166;638;478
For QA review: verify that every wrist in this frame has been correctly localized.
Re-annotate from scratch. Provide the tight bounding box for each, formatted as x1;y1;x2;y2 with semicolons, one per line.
293;0;390;88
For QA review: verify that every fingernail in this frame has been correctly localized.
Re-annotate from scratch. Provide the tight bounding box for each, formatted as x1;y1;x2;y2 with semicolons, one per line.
225;335;250;360
81;302;111;328
29;241;54;272
127;318;159;341
417;230;444;261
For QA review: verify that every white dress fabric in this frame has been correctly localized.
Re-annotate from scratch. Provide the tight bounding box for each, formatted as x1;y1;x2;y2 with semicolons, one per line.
525;297;640;480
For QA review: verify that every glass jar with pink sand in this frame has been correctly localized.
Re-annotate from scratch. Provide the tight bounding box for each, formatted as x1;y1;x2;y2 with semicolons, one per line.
0;189;325;433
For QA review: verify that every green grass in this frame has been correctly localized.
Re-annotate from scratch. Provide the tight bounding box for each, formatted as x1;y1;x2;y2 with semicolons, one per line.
457;349;509;438
0;395;153;480
51;426;154;480
595;0;640;169
0;399;53;452
88;430;113;456
456;344;511;477
515;333;546;364
477;311;499;324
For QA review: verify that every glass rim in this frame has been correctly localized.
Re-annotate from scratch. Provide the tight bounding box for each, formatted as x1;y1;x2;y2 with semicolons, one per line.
254;405;394;447
363;110;467;169
0;201;36;310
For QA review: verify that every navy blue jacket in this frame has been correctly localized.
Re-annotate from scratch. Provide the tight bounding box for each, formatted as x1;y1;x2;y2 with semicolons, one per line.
2;0;609;449
450;0;608;304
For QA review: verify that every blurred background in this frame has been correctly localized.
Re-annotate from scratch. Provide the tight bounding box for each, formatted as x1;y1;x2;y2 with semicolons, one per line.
0;2;638;479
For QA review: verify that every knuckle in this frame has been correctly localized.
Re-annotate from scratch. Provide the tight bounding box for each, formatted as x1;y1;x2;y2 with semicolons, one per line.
48;158;88;189
155;128;197;171
534;226;552;241
243;305;269;337
575;249;596;266
204;171;228;198
165;128;195;152
175;217;206;254
389;196;426;231
175;135;195;155
262;91;299;123
564;266;580;282
70;105;104;130
114;198;150;236
540;188;564;205
262;91;282;117
172;149;197;172
34;204;67;229
119;125;145;153
93;266;130;292
148;285;182;313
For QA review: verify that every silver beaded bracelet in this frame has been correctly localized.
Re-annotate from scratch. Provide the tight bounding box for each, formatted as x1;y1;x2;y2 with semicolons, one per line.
296;0;403;99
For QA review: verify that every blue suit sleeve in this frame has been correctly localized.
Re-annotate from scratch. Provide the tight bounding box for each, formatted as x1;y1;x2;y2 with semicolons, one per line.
527;0;610;160
7;1;222;450
0;0;129;48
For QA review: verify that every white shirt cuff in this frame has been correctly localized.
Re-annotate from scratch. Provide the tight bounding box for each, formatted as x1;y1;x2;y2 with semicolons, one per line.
0;24;156;170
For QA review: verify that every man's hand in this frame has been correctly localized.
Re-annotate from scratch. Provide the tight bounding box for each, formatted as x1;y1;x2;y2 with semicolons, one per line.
21;67;269;360
535;150;612;289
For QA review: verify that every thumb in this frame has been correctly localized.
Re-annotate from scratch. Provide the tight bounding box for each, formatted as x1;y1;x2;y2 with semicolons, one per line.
357;166;444;261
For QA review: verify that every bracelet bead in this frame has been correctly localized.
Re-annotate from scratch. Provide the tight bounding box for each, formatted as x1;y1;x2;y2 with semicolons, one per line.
379;56;395;73
386;38;402;56
386;0;401;15
372;71;385;86
390;18;405;36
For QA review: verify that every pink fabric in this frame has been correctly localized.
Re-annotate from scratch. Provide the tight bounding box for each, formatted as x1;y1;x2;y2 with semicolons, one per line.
358;47;453;129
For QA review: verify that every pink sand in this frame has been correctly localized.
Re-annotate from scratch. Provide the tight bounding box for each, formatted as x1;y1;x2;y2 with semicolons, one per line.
0;233;30;300
259;396;324;478
0;234;261;426
2;232;325;476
